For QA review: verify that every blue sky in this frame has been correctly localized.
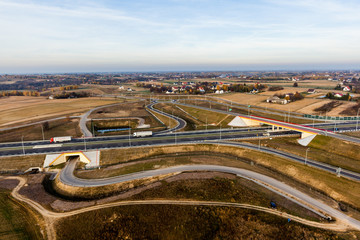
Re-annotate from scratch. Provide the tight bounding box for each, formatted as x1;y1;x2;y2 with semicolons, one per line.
0;0;359;73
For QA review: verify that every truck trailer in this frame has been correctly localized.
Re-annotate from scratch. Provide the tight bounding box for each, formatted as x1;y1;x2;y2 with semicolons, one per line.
133;131;153;137
50;136;72;143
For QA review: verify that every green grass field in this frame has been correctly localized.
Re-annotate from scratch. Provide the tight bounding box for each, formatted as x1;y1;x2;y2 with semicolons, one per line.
0;187;42;239
245;135;360;173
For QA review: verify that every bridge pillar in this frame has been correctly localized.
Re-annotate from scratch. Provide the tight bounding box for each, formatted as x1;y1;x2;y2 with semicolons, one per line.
228;116;260;127
297;133;317;146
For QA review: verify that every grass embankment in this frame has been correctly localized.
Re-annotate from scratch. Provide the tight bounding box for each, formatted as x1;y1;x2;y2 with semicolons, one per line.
176;104;233;129
153;103;232;131
153;103;196;130
147;108;178;129
0;184;43;239
75;153;340;219
75;155;193;179
0;155;45;172
343;131;360;138
56;205;356;240
86;119;138;136
98;145;360;211
128;173;321;221
87;101;166;135
0;118;82;142
181;99;315;124
244;135;360;173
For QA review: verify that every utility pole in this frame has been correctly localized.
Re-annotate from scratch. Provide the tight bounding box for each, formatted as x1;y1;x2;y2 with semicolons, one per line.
305;148;310;165
21;135;25;156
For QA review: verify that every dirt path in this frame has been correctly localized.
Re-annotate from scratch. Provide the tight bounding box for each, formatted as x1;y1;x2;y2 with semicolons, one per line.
6;176;352;239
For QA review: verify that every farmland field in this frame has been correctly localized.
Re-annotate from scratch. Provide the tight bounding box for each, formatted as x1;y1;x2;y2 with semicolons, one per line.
0;96;121;127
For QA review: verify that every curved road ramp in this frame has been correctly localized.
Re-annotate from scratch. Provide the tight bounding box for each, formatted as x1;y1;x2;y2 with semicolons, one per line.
51;159;360;232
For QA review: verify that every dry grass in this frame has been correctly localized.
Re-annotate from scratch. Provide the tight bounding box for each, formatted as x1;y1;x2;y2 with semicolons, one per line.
99;144;360;210
53;172;176;199
298;99;358;116
89;101;147;119
0;118;82;142
147;108;178;129
178;105;232;126
0;155;45;172
0;96;120;127
244;136;360;173
56;205;354;240
343;132;360;138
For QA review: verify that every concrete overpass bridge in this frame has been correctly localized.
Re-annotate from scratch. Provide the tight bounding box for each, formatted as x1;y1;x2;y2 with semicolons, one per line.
229;115;321;146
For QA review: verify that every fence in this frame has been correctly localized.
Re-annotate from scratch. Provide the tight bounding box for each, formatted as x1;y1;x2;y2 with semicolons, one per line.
303;114;360;121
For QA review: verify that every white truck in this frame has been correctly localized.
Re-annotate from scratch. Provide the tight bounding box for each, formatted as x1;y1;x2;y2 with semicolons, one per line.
50;136;72;143
133;131;153;137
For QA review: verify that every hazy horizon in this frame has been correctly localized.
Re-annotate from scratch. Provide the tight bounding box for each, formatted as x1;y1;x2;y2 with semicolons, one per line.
1;0;359;74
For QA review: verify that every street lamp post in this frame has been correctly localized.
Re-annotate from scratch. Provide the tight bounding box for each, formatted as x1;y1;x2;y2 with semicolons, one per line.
220;124;222;140
288;108;290;122
305;148;310;165
21;135;25;156
356;108;360;131
206;116;208;131
129;121;131;147
41;124;45;141
83;136;87;151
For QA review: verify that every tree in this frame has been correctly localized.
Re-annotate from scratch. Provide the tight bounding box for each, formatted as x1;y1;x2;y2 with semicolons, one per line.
42;121;50;131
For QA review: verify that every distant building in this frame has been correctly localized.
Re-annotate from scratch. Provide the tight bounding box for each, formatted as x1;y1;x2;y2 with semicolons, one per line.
307;89;316;94
343;86;351;92
334;93;343;98
267;96;288;104
250;88;258;94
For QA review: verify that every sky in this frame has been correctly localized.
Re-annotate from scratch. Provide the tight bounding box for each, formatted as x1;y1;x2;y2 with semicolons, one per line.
0;0;360;74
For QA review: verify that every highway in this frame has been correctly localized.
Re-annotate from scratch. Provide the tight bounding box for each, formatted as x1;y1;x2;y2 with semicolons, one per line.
59;159;360;230
147;102;187;133
1;131;360;181
173;102;360;144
